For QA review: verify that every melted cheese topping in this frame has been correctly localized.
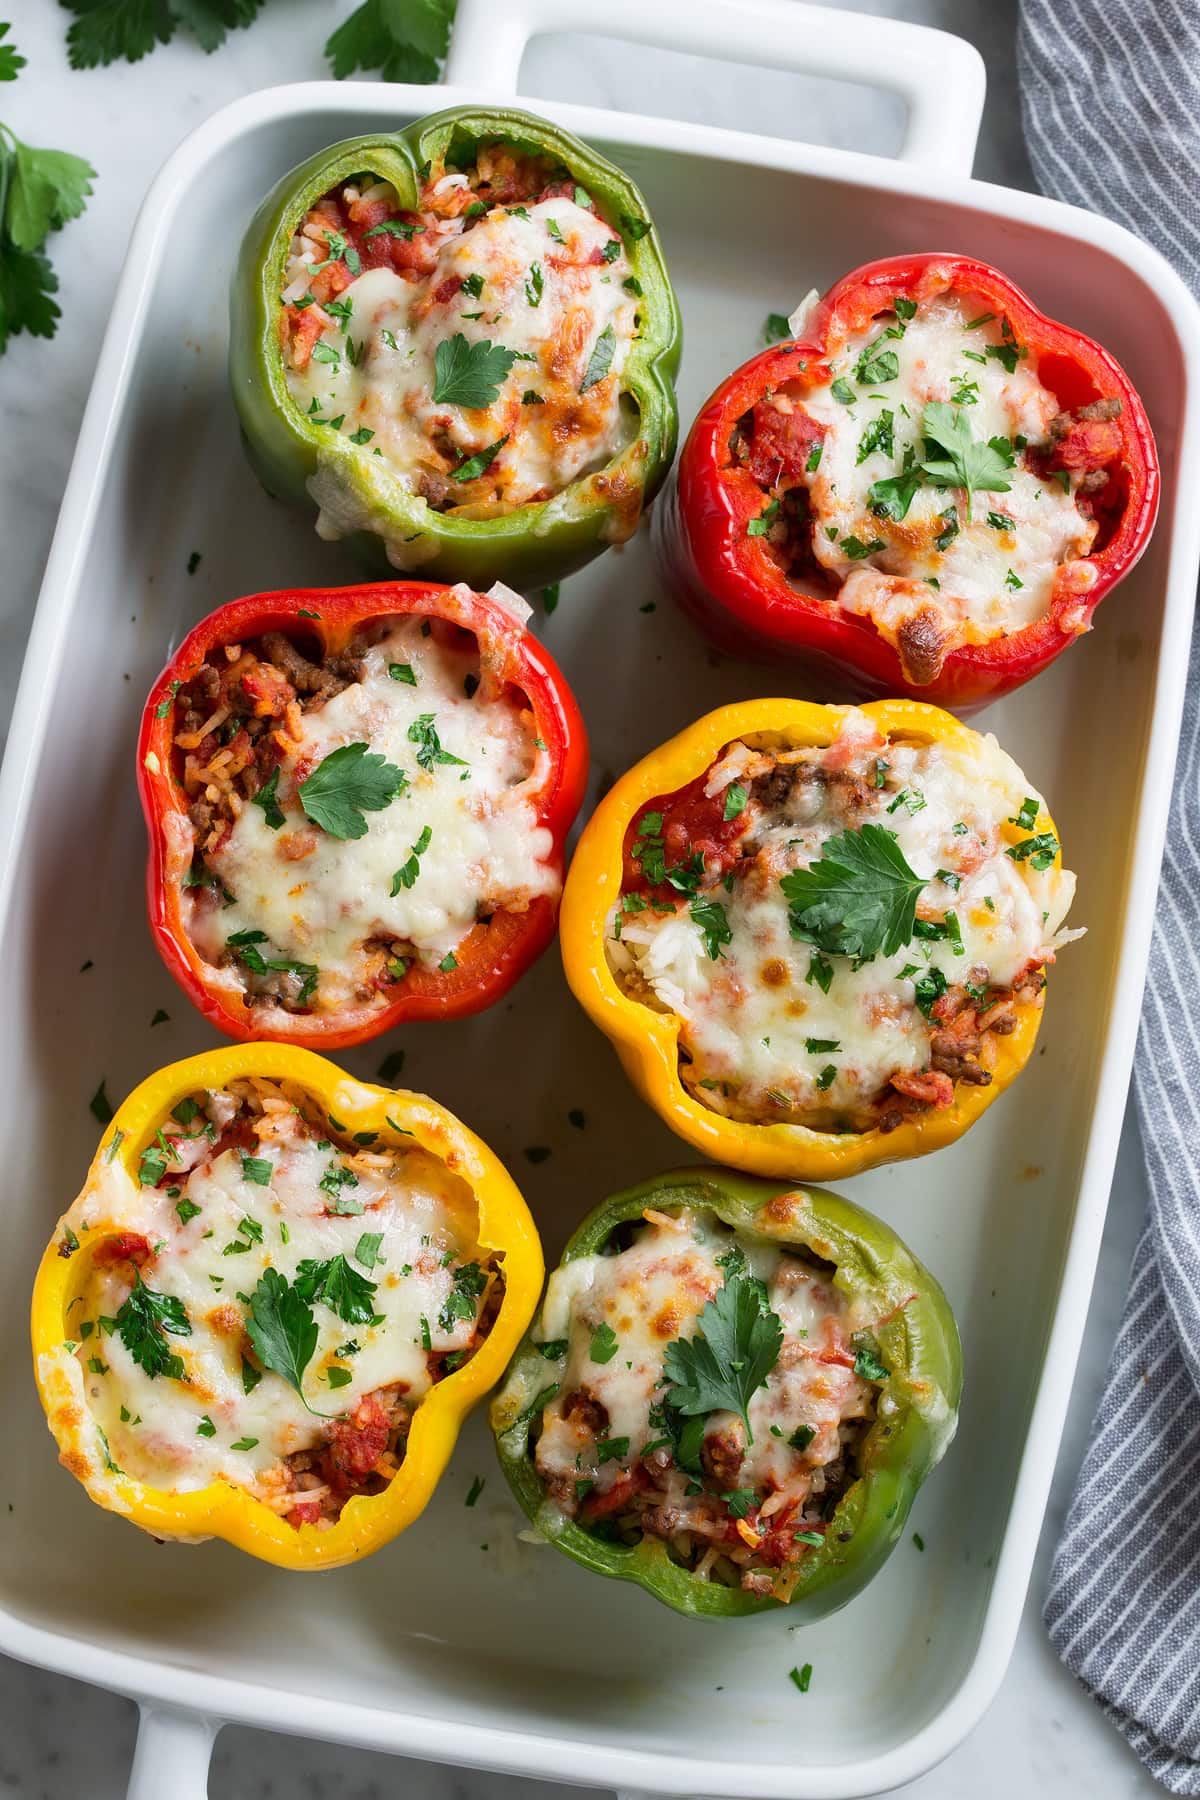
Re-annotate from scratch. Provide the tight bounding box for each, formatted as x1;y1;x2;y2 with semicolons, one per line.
534;1209;872;1500
67;1092;490;1497
794;296;1097;651
285;196;638;508
187;618;557;1013
608;711;1078;1127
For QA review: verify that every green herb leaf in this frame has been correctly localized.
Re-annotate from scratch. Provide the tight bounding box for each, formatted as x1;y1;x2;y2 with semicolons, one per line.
431;333;517;407
247;1267;322;1400
853;1341;889;1381
63;0;268;66
920;401;1015;520
723;783;749;822
450;434;508;481
0;22;25;79
240;1155;273;1186
781;824;927;962
438;1261;488;1333
790;1663;813;1693
391;823;432;893
589;1321;619;1364
661;1274;783;1443
690;896;732;961
580;323;616;393
868;445;923;522
763;312;790;344
299;741;407;839
115;1273;191;1381
1006;830;1059;871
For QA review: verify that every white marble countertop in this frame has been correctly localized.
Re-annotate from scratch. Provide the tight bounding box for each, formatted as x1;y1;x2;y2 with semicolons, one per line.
0;1;1169;1794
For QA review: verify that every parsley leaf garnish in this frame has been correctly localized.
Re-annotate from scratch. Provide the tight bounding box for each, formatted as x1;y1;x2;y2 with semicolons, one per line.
62;0;267;66
115;1273;191;1381
0;23;25;80
324;0;451;81
408;713;467;772
661;1273;783;1444
780;824;927;962
580;322;616;393
438;1261;488;1333
299;741;407;839
432;332;517;407
250;765;285;830
450;434;508;481
690;896;732;961
919;401;1014;521
868;445;923;522
293;1254;378;1325
391;823;432;893
246;1267;318;1400
0;104;96;355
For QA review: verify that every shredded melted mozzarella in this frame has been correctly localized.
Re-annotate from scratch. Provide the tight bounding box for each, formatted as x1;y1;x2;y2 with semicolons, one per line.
608;710;1077;1125
795;296;1097;646
285;197;638;508
535;1209;871;1498
70;1101;488;1495
188;618;557;1011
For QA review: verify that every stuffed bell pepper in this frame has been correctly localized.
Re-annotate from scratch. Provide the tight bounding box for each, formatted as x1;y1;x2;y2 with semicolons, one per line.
560;697;1080;1180
656;254;1158;706
492;1167;960;1618
231;105;681;589
138;579;587;1046
31;1046;543;1570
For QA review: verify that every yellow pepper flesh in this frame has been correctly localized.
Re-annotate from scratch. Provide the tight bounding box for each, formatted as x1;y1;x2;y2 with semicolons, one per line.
31;1043;543;1570
560;698;1058;1181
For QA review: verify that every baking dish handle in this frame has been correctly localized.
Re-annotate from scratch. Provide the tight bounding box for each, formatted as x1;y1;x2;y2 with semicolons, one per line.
444;0;986;175
127;1704;217;1799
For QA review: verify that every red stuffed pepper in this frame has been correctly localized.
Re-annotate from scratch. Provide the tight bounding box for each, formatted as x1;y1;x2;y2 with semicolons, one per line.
656;254;1158;707
138;581;587;1046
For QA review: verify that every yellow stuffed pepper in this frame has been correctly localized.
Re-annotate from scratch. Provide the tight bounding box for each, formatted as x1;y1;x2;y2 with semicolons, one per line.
561;698;1079;1180
32;1044;542;1569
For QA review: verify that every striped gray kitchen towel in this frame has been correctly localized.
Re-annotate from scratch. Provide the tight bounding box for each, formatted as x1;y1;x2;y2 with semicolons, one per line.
1019;3;1200;1788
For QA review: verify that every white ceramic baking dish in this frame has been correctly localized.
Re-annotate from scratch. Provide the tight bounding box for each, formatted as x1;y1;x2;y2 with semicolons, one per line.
2;1;1198;1794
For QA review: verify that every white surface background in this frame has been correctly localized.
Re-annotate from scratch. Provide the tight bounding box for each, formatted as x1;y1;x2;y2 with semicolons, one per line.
0;0;1168;1794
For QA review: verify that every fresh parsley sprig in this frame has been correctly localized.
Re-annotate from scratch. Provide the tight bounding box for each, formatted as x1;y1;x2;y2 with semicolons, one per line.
0;45;95;357
62;0;267;66
299;741;408;840
245;1266;319;1401
293;1254;378;1325
115;1273;191;1381
781;824;928;963
432;333;517;408
57;0;459;86
919;401;1014;522
661;1272;783;1445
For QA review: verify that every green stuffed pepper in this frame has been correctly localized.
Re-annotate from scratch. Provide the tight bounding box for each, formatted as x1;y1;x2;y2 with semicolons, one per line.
230;105;681;590
491;1168;960;1620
